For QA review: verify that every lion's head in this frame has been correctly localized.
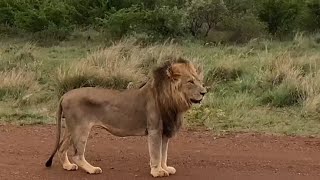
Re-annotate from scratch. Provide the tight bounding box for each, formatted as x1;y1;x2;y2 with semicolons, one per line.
151;57;207;137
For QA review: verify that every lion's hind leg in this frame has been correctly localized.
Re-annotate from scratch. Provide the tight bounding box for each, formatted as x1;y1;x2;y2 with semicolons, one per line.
58;129;78;171
70;125;102;174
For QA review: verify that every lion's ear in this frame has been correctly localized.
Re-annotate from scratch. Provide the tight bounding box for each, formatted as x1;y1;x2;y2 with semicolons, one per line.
166;66;180;80
166;66;173;78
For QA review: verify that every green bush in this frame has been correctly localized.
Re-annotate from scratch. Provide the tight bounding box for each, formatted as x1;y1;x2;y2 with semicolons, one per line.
143;6;187;38
301;0;320;32
224;14;267;43
186;0;227;37
67;0;111;26
260;83;302;107
0;0;72;39
0;0;15;25
224;0;259;15
258;0;303;37
0;0;319;42
186;0;266;43
13;1;71;32
99;6;145;38
100;5;186;39
205;66;243;85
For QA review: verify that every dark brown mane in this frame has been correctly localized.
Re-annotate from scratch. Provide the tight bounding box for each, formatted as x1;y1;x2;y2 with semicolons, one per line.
151;58;191;138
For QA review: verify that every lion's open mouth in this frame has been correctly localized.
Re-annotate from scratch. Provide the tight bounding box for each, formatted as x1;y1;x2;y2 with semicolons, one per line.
190;99;202;104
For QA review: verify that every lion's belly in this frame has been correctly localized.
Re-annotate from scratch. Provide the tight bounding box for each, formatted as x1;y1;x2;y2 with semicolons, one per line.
99;124;147;137
95;105;148;137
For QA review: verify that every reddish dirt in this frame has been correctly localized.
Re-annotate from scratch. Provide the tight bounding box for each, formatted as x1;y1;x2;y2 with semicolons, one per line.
1;125;320;180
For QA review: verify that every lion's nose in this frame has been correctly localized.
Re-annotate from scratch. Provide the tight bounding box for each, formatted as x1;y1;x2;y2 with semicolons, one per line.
200;90;207;96
200;87;207;96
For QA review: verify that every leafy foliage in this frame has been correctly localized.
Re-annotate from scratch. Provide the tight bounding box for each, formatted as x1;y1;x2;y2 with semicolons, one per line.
0;0;319;41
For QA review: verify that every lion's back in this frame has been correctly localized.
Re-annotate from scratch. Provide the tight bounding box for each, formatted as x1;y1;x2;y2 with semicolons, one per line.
61;87;120;107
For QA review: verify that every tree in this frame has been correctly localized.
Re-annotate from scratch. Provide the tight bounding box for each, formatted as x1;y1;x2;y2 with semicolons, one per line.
186;0;227;37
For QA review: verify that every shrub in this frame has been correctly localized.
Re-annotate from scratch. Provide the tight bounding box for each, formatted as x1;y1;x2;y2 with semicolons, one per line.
257;52;307;107
0;0;16;26
67;0;111;26
223;13;267;43
224;0;258;15
13;1;72;33
186;0;267;43
100;5;186;40
260;82;301;107
0;0;319;42
258;0;303;37
205;66;242;85
186;0;228;37
99;5;145;38
142;6;187;38
300;0;320;32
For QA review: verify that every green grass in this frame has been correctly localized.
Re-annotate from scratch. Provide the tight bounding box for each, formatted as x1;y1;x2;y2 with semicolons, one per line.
1;35;320;137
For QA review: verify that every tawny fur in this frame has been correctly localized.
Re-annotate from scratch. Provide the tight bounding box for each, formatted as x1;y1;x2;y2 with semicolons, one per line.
45;58;207;177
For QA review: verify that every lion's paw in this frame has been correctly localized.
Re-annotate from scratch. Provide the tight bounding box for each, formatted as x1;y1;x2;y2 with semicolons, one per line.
87;167;103;174
63;163;78;171
164;166;176;175
150;168;169;177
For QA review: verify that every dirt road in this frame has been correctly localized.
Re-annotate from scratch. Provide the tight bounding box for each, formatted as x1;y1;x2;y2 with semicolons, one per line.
0;125;320;180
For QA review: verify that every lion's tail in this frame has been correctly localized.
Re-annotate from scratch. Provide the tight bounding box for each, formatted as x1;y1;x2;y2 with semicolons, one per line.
45;97;63;167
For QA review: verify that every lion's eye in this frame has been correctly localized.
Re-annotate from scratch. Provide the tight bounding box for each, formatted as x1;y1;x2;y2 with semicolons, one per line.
188;80;195;84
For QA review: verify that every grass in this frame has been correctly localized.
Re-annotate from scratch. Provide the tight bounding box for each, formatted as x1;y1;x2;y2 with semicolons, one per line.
1;34;320;137
0;68;39;100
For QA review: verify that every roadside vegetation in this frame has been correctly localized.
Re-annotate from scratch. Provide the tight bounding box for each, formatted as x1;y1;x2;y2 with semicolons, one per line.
1;0;320;136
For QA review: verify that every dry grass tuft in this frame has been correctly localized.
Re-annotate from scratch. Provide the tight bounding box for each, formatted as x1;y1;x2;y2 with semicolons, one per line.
263;53;303;87
0;69;37;89
301;71;320;115
0;42;41;71
14;42;36;63
54;39;192;96
0;68;39;100
257;53;305;107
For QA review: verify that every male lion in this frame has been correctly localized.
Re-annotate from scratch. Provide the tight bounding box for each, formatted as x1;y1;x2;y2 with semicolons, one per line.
45;58;207;177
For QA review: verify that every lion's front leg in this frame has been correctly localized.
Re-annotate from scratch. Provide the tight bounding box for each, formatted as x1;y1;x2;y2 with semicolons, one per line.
148;130;169;177
161;136;176;175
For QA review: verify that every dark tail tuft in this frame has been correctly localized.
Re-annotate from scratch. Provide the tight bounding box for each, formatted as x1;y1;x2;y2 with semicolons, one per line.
45;155;54;167
45;97;64;168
